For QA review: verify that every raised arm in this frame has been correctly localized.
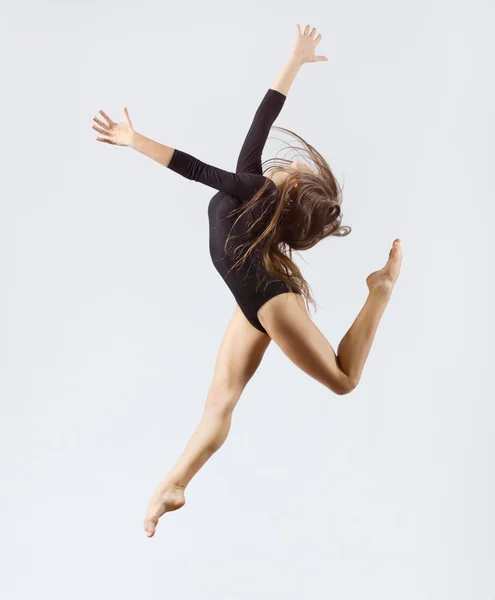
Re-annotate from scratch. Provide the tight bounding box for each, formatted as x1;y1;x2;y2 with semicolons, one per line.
235;89;286;174
235;23;328;174
91;25;327;197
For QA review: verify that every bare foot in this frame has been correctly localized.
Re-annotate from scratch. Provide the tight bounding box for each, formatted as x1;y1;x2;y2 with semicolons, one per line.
143;481;186;538
366;239;403;294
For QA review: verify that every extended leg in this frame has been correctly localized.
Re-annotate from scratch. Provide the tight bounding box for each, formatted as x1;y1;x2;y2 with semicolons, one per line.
258;239;402;395
143;305;271;537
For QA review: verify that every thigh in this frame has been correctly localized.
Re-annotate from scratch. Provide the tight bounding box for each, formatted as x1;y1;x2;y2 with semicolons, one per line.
213;304;272;395
257;293;351;395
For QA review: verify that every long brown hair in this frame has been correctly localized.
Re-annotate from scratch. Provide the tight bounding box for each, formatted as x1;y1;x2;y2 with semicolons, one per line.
225;126;351;311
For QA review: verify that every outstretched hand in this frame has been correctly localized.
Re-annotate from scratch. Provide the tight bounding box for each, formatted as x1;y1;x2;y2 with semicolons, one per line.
92;107;134;146
292;24;328;64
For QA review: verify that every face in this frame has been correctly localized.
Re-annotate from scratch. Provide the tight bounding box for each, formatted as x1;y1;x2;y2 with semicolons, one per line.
289;159;314;174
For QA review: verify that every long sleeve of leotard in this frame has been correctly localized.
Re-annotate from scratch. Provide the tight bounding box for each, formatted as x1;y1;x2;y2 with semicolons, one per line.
166;88;285;199
235;88;287;174
167;149;270;201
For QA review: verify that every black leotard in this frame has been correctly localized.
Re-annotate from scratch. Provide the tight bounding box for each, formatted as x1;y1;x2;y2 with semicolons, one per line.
167;88;296;333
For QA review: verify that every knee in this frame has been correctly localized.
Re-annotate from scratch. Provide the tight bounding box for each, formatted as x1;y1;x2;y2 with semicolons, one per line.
333;375;359;396
204;379;240;414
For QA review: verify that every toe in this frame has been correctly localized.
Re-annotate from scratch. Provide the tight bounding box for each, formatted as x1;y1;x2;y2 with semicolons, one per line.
144;517;157;538
389;240;402;259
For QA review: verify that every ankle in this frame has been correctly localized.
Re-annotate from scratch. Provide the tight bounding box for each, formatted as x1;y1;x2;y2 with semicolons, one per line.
159;476;186;492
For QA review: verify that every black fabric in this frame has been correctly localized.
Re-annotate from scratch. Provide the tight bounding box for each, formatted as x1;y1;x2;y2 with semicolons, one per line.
167;88;297;333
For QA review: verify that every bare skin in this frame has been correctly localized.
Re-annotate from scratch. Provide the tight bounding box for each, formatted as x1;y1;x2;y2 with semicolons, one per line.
143;304;271;536
258;240;402;395
92;23;403;538
143;239;402;537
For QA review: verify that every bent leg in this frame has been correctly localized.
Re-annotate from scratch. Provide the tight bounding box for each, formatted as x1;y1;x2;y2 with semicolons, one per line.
258;292;355;395
144;305;270;537
258;239;402;395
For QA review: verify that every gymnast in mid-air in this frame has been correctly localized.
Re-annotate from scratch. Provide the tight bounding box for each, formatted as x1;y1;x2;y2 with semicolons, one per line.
92;23;402;538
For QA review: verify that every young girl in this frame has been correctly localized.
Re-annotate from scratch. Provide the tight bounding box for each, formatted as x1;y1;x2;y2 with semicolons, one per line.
92;24;402;538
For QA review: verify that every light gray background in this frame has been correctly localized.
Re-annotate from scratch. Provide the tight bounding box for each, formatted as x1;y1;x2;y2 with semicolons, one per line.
1;0;493;598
